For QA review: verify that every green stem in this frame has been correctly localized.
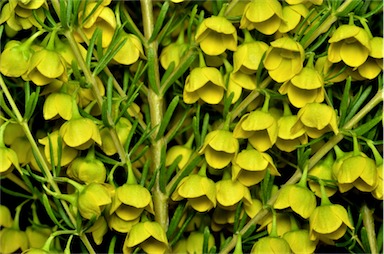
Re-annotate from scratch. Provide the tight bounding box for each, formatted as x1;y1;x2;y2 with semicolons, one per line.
297;164;309;188
140;0;168;231
6;173;31;193
319;180;331;206
361;204;378;254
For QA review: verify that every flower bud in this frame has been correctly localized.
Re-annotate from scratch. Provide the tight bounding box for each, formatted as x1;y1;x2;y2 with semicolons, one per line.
67;156;107;184
195;16;237;56
160;41;188;70
0;40;34;77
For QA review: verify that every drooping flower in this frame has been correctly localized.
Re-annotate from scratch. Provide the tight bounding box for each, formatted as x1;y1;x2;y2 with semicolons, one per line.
174;231;215;253
0;146;21;176
0;205;13;228
67;155;107;184
216;178;253;210
112;32;145;65
240;0;284;35
199;129;239;169
160;37;188;70
77;183;112;220
99;117;132;156
291;102;338;139
233;39;269;74
251;236;291;254
328;24;371;68
0;227;29;254
357;37;383;79
3;123;33;166
276;115;308;152
123;221;169;254
308;153;338;198
227;71;257;103
43;92;73;120
165;145;193;170
183;67;226;104
25;225;51;249
86;216;109;245
283;229;318;254
0;39;35;77
195;16;237;56
278;4;309;33
264;37;305;83
232;148;280;186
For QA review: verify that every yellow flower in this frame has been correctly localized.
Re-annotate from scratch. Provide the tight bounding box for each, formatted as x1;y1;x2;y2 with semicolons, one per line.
77;3;116;48
335;154;377;193
183;67;226;104
216;179;253;210
315;56;349;83
276;115;308;152
328;24;371;68
232;148;280;186
309;204;354;241
357;37;383;79
86;216;108;245
233;109;278;152
25;226;51;249
27;48;67;86
308;154;338;198
100;117;132;156
0;205;13;228
291;103;338;139
274;184;317;219
0;40;34;77
283;229;318;254
227;71;256;103
112;32;145;65
109;184;154;222
244;198;263;219
279;4;309;33
372;165;383;200
212;207;240;231
78;183;112;220
0;146;22;176
171;174;216;212
199;129;239;169
251;236;291;254
160;40;188;70
165;145;193;170
123;221;168;254
233;41;269;74
67;156;107;184
182;232;215;254
195;16;237;56
279;66;324;108
107;214;140;233
4;123;33;166
0;227;29;254
59;117;102;150
264;37;305;83
38;130;78;167
240;0;284;35
43;92;73;120
285;0;322;4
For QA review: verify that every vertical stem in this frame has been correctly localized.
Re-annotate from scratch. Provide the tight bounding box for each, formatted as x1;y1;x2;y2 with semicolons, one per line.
362;204;378;254
140;0;168;231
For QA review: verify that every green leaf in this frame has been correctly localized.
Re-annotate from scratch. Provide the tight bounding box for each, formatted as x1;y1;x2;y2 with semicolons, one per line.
148;1;169;43
377;224;383;253
345;86;372;124
339;76;352;126
147;47;160;94
41;193;68;230
86;28;102;69
203;226;211;254
361;227;371;253
167;201;186;239
353;114;382;136
156;96;179;140
166;155;182;183
169;209;195;246
139;159;151;187
108;236;117;254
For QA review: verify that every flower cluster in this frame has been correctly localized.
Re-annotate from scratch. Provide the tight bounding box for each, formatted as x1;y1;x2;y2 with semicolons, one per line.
0;0;382;253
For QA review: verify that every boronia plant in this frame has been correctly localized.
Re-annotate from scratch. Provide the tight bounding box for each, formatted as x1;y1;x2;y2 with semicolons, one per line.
0;0;382;253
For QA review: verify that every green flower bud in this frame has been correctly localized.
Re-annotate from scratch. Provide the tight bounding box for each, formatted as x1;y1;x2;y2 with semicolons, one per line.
233;109;278;152
232;148;280;186
183;67;226;105
123;221;168;254
264;37;305;83
251;236;291;254
78;183;112;220
112;32;145;65
274;184;317;219
199;129;239;169
240;0;284;35
171;174;216;212
67;156;107;184
309;204;354;241
283;229;318;254
0;40;33;77
291;103;338;139
328;24;371;68
195;16;237;56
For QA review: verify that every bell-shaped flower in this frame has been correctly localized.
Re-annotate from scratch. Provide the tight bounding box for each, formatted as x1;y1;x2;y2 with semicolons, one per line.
232;148;280;186
283;229;318;254
0;227;29;254
109;184;154;222
278;4;308;33
276;115;308;152
211;206;240;231
336;154;377;193
195;16;237;56
0;205;13;228
123;220;168;254
0;146;22;176
26;47;67;86
233;40;269;74
233;109;278;152
86;216;108;245
199;129;239;169
25;225;51;249
183;232;215;254
107;214;140;233
279;66;325;108
67;155;106;184
165;145;193;170
264;37;305;83
309;204;354;241
160;32;188;70
4;124;33;166
113;32;145;65
216;178;253;210
328;24;371;68
285;0;323;4
183;67;226;104
291;102;338;139
244;199;263;219
251;236;291;254
171;171;216;212
59;102;102;150
308;154;337;198
357;37;383;79
38;130;78;167
78;183;112;220
274;184;316;219
43;92;73;120
77;3;116;48
227;71;256;103
240;0;284;35
100;117;132;156
0;40;34;77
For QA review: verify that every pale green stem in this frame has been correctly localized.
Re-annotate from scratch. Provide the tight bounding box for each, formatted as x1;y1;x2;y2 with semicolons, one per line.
361;204;378;254
140;0;168;231
269;209;278;237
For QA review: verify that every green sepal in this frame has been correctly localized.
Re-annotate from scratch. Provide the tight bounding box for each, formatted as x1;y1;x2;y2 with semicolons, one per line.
156;95;179;140
148;1;169;43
